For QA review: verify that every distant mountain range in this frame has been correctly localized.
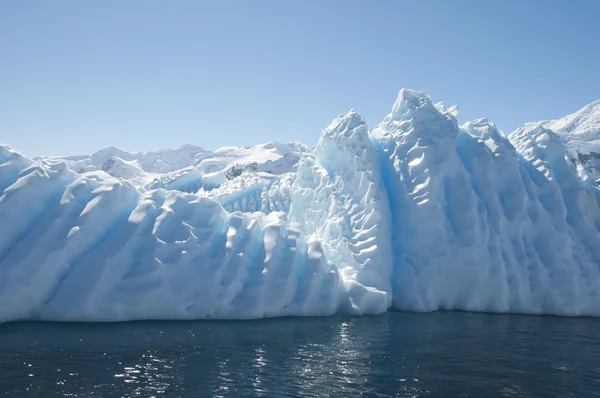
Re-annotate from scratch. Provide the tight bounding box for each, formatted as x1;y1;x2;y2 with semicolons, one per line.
36;141;311;189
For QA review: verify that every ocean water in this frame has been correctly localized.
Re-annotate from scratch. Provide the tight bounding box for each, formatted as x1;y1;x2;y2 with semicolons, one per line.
0;311;599;397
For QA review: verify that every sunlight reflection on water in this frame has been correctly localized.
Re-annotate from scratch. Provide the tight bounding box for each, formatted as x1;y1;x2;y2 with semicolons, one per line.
1;311;599;397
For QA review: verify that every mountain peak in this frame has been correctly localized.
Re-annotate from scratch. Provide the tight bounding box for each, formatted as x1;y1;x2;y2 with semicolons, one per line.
525;99;600;182
540;99;600;138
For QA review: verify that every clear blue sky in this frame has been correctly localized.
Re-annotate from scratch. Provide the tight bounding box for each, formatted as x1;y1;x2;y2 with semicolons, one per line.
1;1;599;157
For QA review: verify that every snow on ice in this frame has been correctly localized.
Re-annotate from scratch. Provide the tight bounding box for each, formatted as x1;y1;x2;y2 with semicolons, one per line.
1;89;600;322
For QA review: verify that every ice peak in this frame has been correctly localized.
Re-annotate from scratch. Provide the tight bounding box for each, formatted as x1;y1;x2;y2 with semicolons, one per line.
316;109;372;169
435;101;460;120
447;105;459;118
390;88;433;121
372;89;459;142
0;144;14;155
322;109;367;139
0;144;17;162
510;124;566;163
471;117;489;125
462;118;513;152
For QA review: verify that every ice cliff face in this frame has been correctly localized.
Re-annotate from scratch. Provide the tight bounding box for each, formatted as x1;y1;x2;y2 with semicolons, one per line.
372;89;600;314
1;89;600;322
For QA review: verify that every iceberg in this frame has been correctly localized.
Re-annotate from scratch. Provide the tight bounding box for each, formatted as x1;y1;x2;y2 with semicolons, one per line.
2;88;600;322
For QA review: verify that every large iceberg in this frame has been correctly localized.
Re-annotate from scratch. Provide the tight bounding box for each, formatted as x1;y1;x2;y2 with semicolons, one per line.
1;89;600;322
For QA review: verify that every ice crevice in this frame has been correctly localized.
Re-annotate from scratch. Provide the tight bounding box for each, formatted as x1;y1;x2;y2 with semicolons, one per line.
2;88;600;322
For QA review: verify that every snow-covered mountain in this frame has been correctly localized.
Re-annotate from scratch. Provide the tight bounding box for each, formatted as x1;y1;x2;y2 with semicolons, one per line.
2;89;600;323
39;144;211;174
40;142;309;174
195;141;311;174
538;100;600;183
39;141;310;192
147;141;310;194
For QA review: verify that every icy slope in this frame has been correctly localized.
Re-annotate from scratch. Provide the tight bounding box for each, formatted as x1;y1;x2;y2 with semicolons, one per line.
1;89;600;322
538;100;600;182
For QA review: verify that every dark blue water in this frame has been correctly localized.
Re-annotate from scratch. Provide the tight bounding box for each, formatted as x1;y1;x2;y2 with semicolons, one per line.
1;312;599;397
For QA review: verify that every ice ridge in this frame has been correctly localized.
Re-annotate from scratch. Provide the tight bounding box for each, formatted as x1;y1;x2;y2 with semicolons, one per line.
1;89;600;322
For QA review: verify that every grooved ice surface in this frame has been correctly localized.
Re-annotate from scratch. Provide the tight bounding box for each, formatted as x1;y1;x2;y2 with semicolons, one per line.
1;89;600;322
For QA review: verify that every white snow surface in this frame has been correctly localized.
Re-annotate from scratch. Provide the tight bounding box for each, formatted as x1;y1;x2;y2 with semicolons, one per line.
2;89;600;322
538;100;600;181
195;141;311;174
39;144;211;174
39;141;309;192
540;100;600;153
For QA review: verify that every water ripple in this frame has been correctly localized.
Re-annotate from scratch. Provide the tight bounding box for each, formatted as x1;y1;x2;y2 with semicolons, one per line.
1;312;599;397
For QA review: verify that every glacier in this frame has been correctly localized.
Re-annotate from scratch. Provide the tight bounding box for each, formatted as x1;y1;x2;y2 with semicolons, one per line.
2;88;600;322
539;99;600;183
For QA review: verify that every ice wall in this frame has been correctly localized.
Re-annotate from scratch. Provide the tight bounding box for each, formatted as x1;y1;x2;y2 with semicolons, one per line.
372;89;600;315
2;89;600;322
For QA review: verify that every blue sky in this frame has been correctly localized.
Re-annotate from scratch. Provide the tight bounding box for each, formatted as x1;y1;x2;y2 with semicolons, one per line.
1;1;599;156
